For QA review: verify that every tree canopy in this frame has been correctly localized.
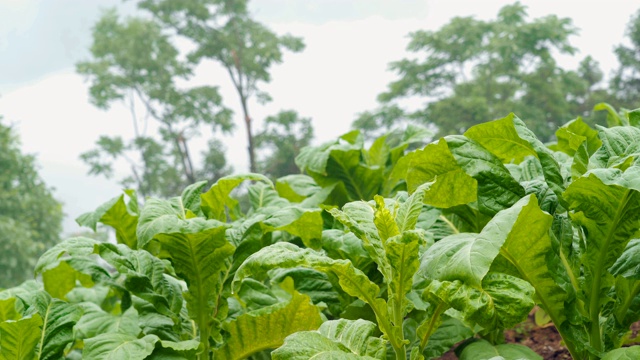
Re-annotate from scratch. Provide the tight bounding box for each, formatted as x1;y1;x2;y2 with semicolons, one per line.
78;1;308;196
138;0;306;172
612;9;640;105
355;2;620;141
255;110;314;178
0;117;63;287
77;9;233;198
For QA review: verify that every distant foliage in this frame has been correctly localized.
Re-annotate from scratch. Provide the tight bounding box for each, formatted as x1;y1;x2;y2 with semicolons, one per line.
0;117;63;287
612;9;640;104
356;2;628;141
77;9;233;198
255;110;314;179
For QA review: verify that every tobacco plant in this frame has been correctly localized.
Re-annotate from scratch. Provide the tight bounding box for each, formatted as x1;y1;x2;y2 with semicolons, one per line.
234;189;543;359
0;174;332;359
4;107;640;359
393;111;640;359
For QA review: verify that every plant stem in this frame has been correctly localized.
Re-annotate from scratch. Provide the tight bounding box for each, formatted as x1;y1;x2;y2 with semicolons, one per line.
419;302;447;352
395;343;406;360
392;299;406;360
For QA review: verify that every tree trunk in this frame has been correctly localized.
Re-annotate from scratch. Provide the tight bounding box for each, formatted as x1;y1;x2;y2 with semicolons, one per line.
240;95;256;173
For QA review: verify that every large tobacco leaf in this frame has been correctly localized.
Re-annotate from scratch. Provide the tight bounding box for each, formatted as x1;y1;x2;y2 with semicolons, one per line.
0;314;42;360
76;189;139;249
272;319;386;360
233;243;392;341
404;136;524;215
200;173;273;221
464;113;565;203
456;339;542;360
137;196;234;352
212;280;322;360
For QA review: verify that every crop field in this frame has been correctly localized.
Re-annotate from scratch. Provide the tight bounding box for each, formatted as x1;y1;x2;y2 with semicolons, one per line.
3;108;640;359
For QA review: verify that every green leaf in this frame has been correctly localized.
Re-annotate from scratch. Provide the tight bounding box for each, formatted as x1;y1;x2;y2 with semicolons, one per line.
555;117;601;156
317;319;386;358
180;180;208;215
76;191;139;249
405;139;477;207
491;194;567;329
373;195;399;242
75;304;141;339
272;319;385;360
296;133;384;202
295;140;334;175
260;206;324;249
35;237;98;274
136;197;228;248
0;298;19;322
146;340;200;360
136;197;234;350
248;182;289;210
273;332;377;360
564;168;640;291
589;126;640;169
212;284;322;360
386;232;421;318
456;339;542;360
82;334;159;360
406;136;525;215
276;175;321;203
270;269;343;316
610;239;640;279
321;230;373;272
594;102;625;127
465;113;564;203
366;135;391;168
324;148;384;202
395;185;427;232
464;114;538;164
329;201;390;278
0;314;42;360
98;243;183;316
200;173;272;221
421;317;473;359
426;274;535;331
41;261;78;300
417;195;538;287
233;243;393;341
34;292;82;360
448;135;528;214
602;346;640;360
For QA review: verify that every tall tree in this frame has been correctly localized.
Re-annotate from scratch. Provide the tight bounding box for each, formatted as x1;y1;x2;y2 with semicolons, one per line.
0;117;63;287
357;2;610;141
77;9;233;198
255;110;313;178
611;9;640;106
137;0;305;172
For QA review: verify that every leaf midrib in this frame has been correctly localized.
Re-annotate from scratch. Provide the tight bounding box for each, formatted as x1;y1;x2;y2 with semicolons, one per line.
37;304;52;360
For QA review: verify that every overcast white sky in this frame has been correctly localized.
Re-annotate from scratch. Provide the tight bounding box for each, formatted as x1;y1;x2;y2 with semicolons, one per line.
1;0;639;234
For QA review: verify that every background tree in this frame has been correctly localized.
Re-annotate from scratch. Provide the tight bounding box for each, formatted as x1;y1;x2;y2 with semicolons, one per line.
612;9;640;107
356;2;614;141
0;117;63;287
77;9;233;198
137;0;305;172
255;110;313;178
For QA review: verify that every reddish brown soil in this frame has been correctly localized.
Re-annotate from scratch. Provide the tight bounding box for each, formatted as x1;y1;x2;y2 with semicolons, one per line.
435;310;640;360
436;316;640;360
436;311;571;360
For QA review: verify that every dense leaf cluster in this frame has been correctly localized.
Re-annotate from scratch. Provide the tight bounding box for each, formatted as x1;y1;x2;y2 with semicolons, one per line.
6;107;640;359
